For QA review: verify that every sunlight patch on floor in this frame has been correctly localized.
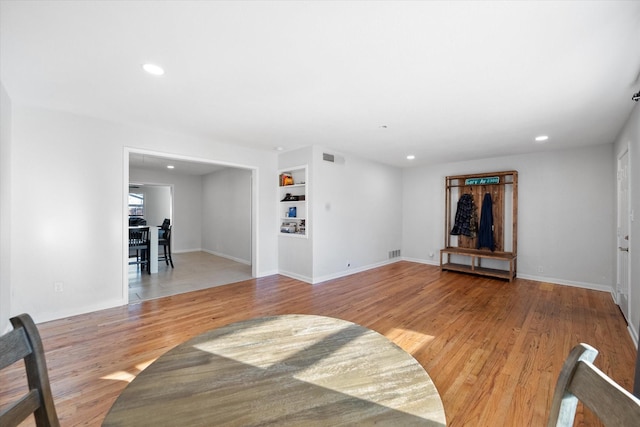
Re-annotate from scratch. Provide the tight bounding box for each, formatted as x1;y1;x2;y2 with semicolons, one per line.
101;358;158;383
386;327;435;353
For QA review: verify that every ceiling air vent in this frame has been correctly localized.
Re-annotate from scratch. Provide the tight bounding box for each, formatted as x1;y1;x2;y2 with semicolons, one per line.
323;153;335;162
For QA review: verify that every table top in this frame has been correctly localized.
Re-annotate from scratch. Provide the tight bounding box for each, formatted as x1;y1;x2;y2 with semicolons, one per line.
103;314;446;426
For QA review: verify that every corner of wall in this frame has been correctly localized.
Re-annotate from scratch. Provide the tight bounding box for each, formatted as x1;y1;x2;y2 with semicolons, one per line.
0;81;13;332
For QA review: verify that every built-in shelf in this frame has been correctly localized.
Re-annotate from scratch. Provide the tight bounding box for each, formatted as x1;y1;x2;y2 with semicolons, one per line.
279;166;308;238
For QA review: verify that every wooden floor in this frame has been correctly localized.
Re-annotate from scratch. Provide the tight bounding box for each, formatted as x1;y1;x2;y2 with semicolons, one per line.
1;262;637;426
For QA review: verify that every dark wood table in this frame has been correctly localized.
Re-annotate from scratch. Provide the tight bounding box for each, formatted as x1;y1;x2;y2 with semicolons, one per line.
103;314;446;426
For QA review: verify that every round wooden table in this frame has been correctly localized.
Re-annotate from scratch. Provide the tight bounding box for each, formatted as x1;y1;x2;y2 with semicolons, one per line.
103;314;446;426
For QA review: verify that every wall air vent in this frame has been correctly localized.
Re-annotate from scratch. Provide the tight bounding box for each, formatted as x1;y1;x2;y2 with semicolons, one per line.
322;153;335;162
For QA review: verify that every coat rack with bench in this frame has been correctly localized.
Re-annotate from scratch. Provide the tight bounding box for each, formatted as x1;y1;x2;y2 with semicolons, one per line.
440;170;518;281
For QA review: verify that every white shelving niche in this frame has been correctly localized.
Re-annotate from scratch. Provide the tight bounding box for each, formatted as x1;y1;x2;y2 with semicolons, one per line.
278;166;308;238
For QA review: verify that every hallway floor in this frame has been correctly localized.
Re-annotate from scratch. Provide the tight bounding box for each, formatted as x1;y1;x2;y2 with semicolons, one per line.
128;251;252;303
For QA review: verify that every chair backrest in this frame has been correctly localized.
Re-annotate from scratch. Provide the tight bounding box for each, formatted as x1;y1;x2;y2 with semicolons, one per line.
128;216;147;226
0;313;60;427
162;225;172;241
161;218;170;230
129;227;150;247
547;343;640;427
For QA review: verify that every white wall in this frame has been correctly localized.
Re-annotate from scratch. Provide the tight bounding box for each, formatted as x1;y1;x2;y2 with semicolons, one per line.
403;144;616;291
614;102;640;344
0;84;12;333
136;185;171;229
311;146;403;282
129;167;203;252
276;145;402;284
202;167;252;264
6;104;277;324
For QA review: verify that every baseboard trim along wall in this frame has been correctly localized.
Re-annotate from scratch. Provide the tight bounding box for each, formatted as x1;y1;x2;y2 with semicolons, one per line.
278;270;313;284
312;259;400;285
403;257;439;267
515;273;612;293
172;248;203;254
202;249;251;265
279;258;401;285
31;298;125;325
406;257;613;294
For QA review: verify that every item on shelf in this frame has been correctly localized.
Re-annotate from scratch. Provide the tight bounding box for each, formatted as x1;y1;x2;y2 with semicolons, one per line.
288;207;297;218
279;173;294;186
280;222;297;233
281;193;300;202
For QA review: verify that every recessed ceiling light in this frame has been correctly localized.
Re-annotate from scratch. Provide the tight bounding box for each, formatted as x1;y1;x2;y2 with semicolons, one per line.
167;165;175;169
142;63;165;76
275;146;284;151
535;135;549;142
406;155;415;160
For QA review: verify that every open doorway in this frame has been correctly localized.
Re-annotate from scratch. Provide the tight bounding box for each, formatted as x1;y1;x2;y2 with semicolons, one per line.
125;150;255;303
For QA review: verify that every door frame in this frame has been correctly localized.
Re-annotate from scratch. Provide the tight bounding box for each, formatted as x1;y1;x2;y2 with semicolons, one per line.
616;146;631;324
122;147;258;304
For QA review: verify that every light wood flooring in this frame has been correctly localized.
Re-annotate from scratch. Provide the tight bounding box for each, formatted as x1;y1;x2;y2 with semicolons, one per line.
2;262;637;426
128;251;252;302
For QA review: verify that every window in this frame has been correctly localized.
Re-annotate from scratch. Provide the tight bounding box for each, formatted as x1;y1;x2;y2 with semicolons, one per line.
129;193;144;217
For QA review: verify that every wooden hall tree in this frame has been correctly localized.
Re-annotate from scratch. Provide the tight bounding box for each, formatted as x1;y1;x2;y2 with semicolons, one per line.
440;171;518;281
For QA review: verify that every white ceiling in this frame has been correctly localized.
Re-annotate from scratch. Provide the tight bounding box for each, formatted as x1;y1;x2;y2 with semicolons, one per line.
2;1;639;168
129;152;228;176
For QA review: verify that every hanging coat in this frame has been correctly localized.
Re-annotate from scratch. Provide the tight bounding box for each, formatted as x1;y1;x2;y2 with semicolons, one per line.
451;194;476;237
477;192;495;251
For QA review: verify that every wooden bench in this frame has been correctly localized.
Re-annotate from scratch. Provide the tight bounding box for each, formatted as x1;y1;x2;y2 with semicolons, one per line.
440;247;517;282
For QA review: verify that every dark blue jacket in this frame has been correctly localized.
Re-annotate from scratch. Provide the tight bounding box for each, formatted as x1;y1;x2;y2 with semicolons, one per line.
477;193;495;251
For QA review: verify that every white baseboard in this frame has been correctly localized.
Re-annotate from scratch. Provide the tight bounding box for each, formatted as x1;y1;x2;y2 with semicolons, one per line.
629;323;639;349
172;248;251;266
408;256;613;292
201;249;251;265
403;256;439;266
256;269;279;278
278;270;313;284
310;258;400;284
172;248;202;254
515;273;612;293
33;298;125;325
278;258;401;285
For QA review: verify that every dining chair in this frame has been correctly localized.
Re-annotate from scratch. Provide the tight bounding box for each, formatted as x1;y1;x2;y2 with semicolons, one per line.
0;313;60;427
547;343;640;427
158;223;174;268
129;226;151;274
